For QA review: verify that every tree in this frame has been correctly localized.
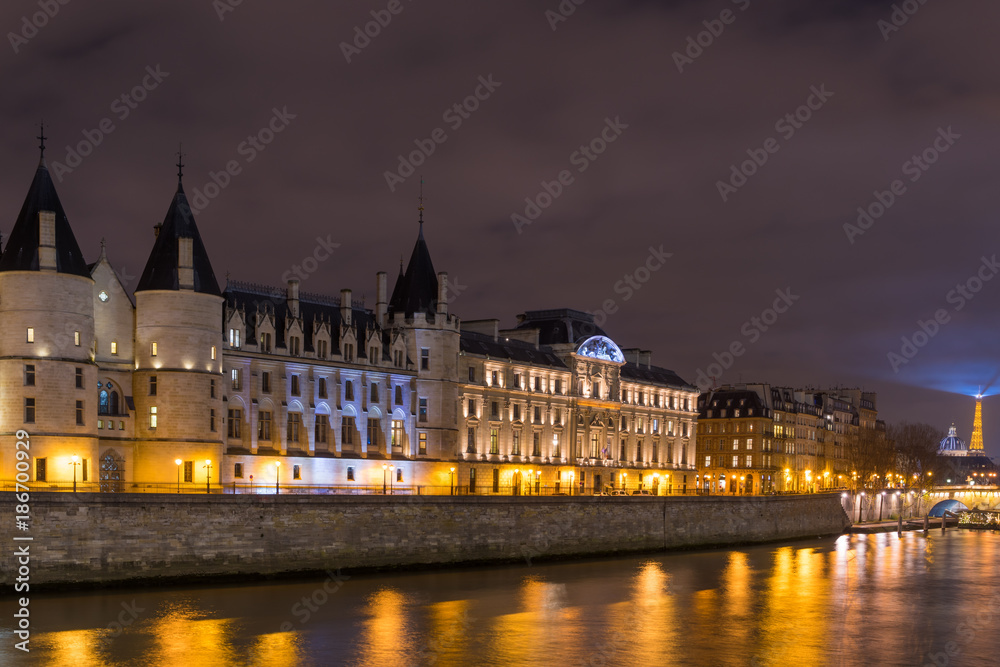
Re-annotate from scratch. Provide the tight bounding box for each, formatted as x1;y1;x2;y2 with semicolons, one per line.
889;422;943;487
846;423;894;491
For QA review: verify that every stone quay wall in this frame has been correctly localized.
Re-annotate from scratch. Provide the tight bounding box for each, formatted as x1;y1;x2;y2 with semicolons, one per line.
0;492;851;588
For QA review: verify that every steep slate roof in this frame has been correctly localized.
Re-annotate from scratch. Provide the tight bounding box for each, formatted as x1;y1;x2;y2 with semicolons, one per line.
698;388;769;417
224;282;391;360
136;180;221;296
0;158;89;276
388;224;438;318
620;362;696;391
460;330;567;368
515;308;609;345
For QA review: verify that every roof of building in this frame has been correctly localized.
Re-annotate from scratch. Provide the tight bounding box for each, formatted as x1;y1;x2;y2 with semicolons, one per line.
514;308;608;345
698;388;770;418
620;362;696;391
388;223;438;318
0;158;89;276
459;330;567;368
939;424;967;452
136;180;221;296
224;281;391;360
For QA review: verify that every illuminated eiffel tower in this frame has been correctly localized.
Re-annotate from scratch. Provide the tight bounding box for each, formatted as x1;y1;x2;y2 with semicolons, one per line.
970;392;984;452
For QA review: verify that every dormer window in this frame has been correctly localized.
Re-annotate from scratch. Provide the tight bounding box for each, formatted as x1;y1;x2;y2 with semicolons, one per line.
229;328;241;348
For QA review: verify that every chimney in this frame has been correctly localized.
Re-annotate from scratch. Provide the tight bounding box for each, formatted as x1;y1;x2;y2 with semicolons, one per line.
178;237;194;289
287;279;300;318
153;222;162;238
340;289;352;326
640;350;652;368
437;272;448;315
375;271;387;323
38;211;56;271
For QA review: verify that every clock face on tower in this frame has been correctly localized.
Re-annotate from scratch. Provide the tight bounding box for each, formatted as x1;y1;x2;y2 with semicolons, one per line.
98;291;109;302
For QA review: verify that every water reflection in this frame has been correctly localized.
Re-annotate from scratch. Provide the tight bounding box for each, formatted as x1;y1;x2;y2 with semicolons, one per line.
7;531;1000;667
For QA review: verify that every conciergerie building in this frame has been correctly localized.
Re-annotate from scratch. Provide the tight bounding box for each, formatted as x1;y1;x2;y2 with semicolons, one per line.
0;144;699;495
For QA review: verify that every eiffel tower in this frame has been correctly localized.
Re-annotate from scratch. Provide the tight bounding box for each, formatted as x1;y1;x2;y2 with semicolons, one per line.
970;392;984;452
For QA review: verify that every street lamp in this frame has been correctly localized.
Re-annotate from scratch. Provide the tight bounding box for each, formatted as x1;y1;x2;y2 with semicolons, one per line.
858;491;866;523
382;463;389;494
535;470;541;495
623;472;628;493
569;471;575;496
527;469;533;495
275;461;280;494
450;467;456;495
69;455;80;493
204;459;212;494
389;465;395;495
878;490;886;521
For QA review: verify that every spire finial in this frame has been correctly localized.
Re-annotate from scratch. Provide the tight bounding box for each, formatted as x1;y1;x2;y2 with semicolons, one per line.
176;142;185;183
418;175;425;224
37;121;47;163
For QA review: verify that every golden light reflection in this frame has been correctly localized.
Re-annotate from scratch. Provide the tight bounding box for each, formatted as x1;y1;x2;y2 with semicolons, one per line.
605;561;677;665
245;631;303;667
149;605;238;666
37;629;105;667
353;587;415;667
488;576;578;663
422;598;473;667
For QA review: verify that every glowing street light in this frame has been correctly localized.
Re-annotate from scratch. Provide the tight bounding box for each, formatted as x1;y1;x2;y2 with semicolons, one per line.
175;458;182;493
389;465;395;495
69;455;80;493
450;467;456;495
275;460;280;494
204;459;212;494
382;463;389;494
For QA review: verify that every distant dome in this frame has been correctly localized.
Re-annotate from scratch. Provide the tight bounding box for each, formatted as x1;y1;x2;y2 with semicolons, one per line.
939;423;967;456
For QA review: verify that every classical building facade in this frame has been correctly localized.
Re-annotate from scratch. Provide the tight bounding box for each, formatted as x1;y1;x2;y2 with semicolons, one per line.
696;383;882;494
0;148;698;495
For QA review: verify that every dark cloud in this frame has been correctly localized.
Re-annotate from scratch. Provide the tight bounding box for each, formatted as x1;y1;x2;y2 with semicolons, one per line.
1;0;998;452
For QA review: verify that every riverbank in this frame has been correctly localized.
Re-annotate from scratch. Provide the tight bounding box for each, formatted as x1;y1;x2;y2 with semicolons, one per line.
0;492;851;590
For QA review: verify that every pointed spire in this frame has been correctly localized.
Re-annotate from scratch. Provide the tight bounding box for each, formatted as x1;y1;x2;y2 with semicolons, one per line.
98;237;107;262
37;121;47;166
176;142;185;186
388;220;438;318
418;175;425;227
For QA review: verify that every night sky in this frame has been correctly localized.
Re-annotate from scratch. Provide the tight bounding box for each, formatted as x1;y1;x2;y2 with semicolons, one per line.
2;0;997;454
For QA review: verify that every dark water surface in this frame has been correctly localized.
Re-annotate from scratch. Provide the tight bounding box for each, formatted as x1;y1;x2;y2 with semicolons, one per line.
4;530;1000;666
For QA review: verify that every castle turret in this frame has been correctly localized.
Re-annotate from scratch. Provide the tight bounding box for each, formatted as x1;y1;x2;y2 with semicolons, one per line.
132;160;224;490
0;135;98;489
387;219;459;460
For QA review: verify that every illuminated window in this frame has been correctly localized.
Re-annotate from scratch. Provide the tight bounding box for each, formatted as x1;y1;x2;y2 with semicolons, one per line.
26;328;34;343
111;341;118;355
490;428;499;454
260;332;272;353
149;406;158;428
732;455;738;468
293;465;301;480
229;328;241;348
391;420;404;448
418;398;427;422
74;331;81;346
746;455;753;467
513;430;521;455
211;346;217;360
151;342;158;356
418;432;427;454
35;457;46;482
231;368;242;390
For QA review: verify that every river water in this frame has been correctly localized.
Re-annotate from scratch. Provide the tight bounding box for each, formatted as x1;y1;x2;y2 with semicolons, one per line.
4;530;1000;666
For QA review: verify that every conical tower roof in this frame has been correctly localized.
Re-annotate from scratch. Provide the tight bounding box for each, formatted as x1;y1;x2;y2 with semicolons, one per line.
136;171;221;296
0;143;89;276
388;222;438;317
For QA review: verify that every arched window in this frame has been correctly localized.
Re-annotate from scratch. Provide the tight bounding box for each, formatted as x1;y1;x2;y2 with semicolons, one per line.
99;390;110;415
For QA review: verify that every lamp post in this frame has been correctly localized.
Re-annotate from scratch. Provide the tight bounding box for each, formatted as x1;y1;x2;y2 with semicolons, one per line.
450;467;456;495
275;461;280;494
389;465;395;495
175;458;182;493
878;491;885;521
858;491;865;523
382;464;389;494
535;470;541;495
204;460;212;494
69;455;80;493
569;471;575;496
623;472;628;493
249;474;254;494
527;469;533;496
